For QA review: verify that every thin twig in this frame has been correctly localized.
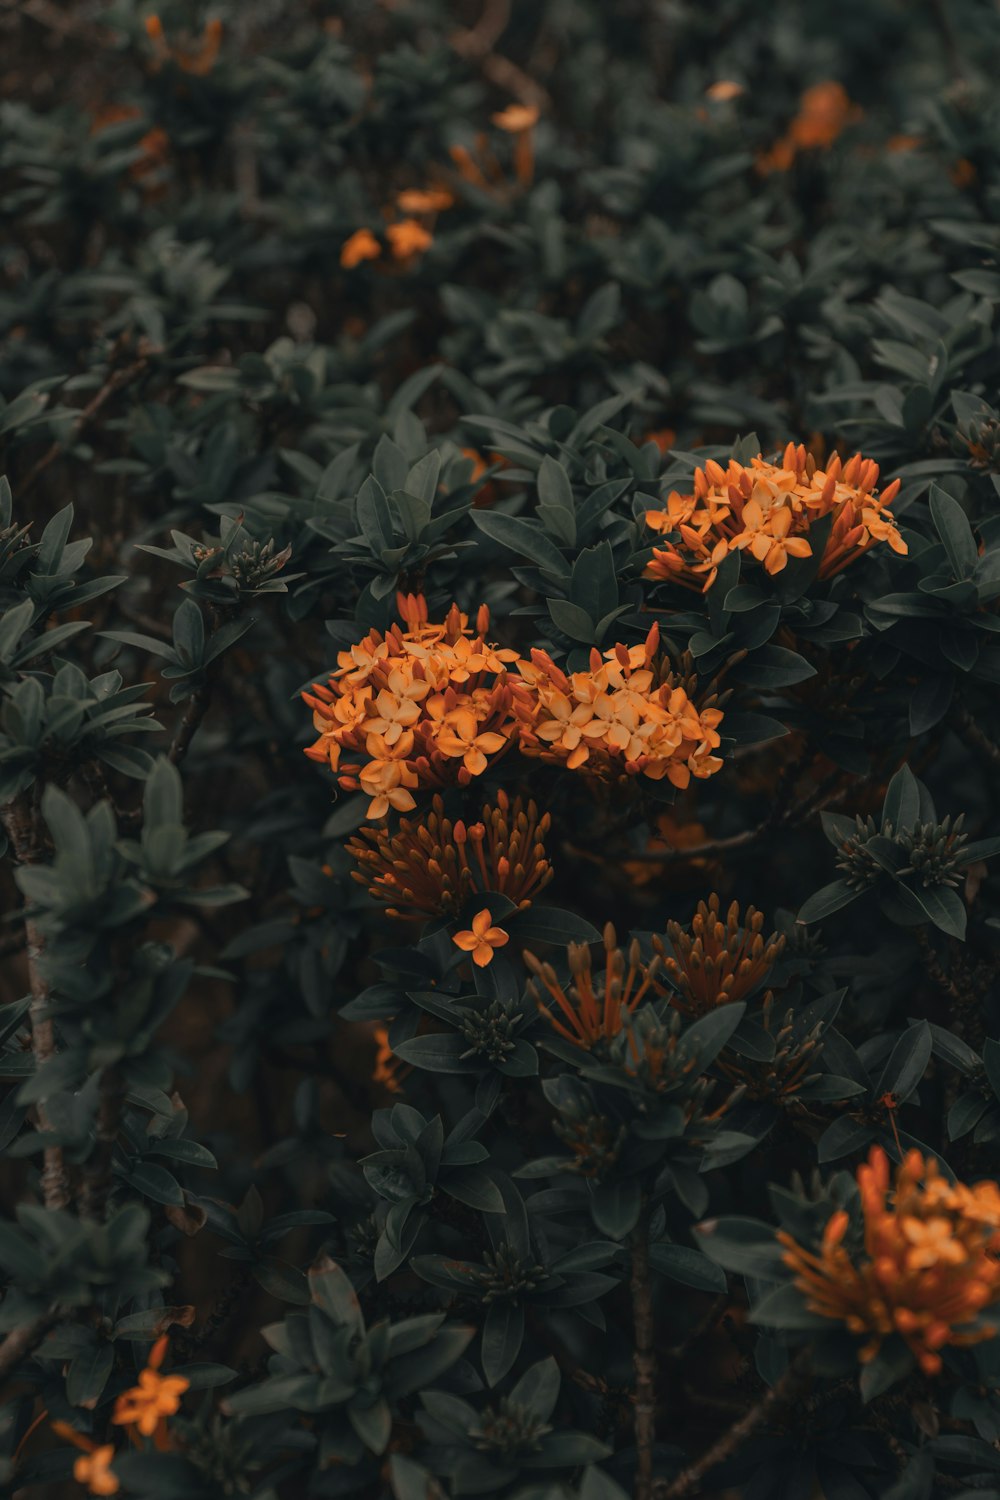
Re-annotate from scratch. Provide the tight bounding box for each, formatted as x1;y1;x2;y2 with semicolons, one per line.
631;1208;657;1500
953;704;1000;771
79;1065;125;1221
17;349;151;498
1;797;71;1211
0;1307;62;1385
656;1352;810;1499
167;677;214;767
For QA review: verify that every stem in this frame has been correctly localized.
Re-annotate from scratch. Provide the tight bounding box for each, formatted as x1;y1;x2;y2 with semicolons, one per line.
631;1209;657;1500
656;1353;809;1499
79;1065;125;1221
18;351;150;497
0;1307;61;1385
1;797;71;1212
168;676;214;766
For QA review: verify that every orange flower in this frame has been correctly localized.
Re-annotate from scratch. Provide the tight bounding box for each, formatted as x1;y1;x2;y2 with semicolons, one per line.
372;1025;404;1093
51;1424;119;1496
706;80;744;102
526;925;660;1048
303;596;521;819
642;428;677;455
341;228;382;268
112;1336;189;1440
396;186;455;214
779;1147;1000;1374
386;219;433;260
453;908;509;967
644;442;905;591
145;15;222;75
347;791;552;919
73;1447;119;1497
758;81;861;174
511;624;725;791
654;895;784;1017
492;102;540;184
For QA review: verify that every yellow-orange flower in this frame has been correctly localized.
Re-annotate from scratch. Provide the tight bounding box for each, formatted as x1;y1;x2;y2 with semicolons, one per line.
491;102;540;185
145;15;222;76
51;1424;119;1496
758;82;861;174
779;1147;1000;1375
644;442;905;592
372;1024;404;1093
654;895;785;1016
73;1447;119;1497
706;80;744;102
303;595;521;819
396;186;455;214
386;219;433;260
453;908;509;967
112;1336;189;1439
347;790;552;918
512;624;725;791
340;228;382;268
525;924;660;1048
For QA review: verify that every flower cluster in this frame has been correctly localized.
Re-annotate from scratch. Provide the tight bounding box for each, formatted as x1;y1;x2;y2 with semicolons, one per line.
654;895;785;1016
525;924;661;1048
303;595;520;818
644;444;905;592
512;626;725;790
758;81;861;174
307;606;725;816
346;791;552;918
779;1148;1000;1374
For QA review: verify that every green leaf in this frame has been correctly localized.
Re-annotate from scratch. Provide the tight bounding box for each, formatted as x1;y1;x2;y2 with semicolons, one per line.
648;1243;727;1293
929;484;977;578
797;881;861;924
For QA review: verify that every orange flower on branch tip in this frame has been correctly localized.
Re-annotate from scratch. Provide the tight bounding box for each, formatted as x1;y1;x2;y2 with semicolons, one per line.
145;15;222;76
386;219;433;260
511;623;725;790
453;908;509;967
758;82;861;174
644;442;905;592
779;1147;1000;1375
51;1424;118;1496
653;895;785;1016
347;791;552;919
492;101;540;186
525;925;661;1048
340;228;382;268
303;595;521;819
112;1335;189;1441
396;186;455;214
706;80;744;101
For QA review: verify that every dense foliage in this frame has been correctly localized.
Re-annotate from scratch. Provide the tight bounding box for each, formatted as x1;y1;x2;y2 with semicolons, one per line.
4;2;1000;1496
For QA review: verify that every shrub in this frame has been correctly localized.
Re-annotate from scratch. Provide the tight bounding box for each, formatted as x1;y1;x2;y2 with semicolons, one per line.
3;3;1000;1498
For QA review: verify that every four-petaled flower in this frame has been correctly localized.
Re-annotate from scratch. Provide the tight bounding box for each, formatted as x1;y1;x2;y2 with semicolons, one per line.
453;908;510;967
112;1335;190;1440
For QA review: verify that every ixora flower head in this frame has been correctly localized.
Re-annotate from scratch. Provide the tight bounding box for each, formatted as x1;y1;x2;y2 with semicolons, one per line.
653;895;785;1016
512;623;725;790
303;594;521;818
779;1147;1000;1376
525;924;662;1049
644;443;905;592
346;790;553;918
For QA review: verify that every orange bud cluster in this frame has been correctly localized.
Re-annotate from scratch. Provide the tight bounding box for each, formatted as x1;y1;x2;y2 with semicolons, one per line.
779;1147;1000;1374
346;790;553;918
654;895;785;1016
512;625;725;791
304;595;520;819
525;924;661;1049
644;443;905;592
758;82;861;174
